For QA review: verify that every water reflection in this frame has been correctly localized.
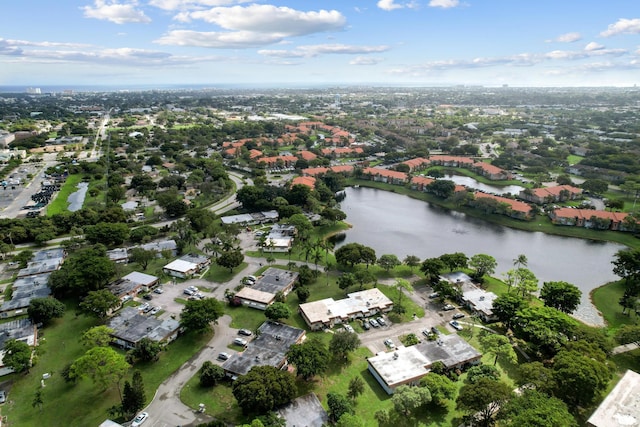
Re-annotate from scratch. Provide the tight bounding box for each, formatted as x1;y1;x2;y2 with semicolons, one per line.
338;187;626;326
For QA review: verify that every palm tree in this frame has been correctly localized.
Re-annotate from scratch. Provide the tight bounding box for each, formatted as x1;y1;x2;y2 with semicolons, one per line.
513;254;528;270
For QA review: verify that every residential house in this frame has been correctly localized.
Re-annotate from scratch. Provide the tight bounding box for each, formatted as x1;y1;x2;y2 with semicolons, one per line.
258;155;298;168
162;254;209;279
138;239;178;257
106;248;129;264
471;162;512;181
108;307;180;350
222;321;306;378
549;208;630;231
473;192;533;219
220;210;279;226
519;185;582;204
461;288;498;322
0;319;37;376
291;176;316;189
108;272;160;301
233;268;299;310
362;167;409;185
402;157;430;172
367;334;481;394
299;288;393;331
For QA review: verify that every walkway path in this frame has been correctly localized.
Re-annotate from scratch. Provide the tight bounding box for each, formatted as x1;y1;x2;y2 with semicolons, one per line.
143;315;235;427
612;342;640;355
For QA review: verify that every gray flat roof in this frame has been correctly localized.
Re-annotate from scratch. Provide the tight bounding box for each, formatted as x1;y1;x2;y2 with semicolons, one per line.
108;307;179;345
223;321;305;376
253;268;298;294
588;369;640;427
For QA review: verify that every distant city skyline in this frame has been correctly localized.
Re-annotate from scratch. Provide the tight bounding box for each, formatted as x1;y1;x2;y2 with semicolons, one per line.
1;1;639;88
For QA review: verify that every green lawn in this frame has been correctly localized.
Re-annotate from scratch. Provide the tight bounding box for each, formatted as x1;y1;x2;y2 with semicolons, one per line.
46;174;83;215
567;154;584;165
1;301;212;427
591;280;638;330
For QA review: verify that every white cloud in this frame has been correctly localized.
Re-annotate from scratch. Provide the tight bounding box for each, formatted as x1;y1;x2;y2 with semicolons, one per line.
600;18;640;37
259;44;390;58
82;0;151;24
159;5;346;48
551;32;582;43
350;56;384;65
182;5;345;35
377;0;403;11
3;39;91;48
156;30;282;48
584;42;604;51
428;0;460;8
148;0;250;11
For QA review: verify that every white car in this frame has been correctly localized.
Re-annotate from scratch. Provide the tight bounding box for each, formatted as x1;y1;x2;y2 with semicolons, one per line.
384;339;395;349
131;412;148;427
218;352;230;361
150;306;160;315
233;338;247;346
449;320;463;331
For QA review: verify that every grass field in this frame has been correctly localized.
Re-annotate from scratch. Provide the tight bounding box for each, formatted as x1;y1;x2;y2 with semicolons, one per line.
46;174;83;216
0;301;212;427
591;280;638;330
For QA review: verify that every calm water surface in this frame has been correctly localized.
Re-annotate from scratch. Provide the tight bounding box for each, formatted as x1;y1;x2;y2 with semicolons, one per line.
338;187;626;326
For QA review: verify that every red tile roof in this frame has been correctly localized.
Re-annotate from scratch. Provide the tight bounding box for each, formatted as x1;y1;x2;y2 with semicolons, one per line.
291;176;316;188
474;192;532;214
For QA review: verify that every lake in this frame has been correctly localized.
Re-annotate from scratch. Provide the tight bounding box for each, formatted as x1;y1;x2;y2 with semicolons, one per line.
338;187;626;326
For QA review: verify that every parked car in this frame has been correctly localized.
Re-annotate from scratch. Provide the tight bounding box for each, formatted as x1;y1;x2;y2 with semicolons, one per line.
376;317;386;326
217;352;230;361
150;306;160;315
131;412;149;427
362;321;371;330
138;302;150;311
442;304;455;311
449;320;463;331
143;294;153;301
428;292;440;299
431;326;440;335
384;339;395;349
183;289;195;296
143;305;153;313
422;329;431;337
369;318;379;328
452;313;465;319
238;329;252;336
153;287;164;294
343;324;355;333
0;390;6;404
233;338;248;346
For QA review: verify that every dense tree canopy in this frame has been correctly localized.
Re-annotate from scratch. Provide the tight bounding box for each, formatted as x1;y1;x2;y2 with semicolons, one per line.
539;281;582;313
286;338;330;379
180;298;224;333
232;366;297;415
27;297;65;326
48;244;116;298
498;389;577;427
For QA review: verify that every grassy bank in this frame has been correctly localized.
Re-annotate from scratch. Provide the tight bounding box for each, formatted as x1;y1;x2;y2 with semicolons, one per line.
46;174;83;216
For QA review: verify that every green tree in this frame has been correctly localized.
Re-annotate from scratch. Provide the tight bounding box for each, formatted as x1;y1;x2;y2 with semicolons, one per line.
286;338;330;379
48;244;116;298
347;376;365;400
232;366;297;415
128;247;157;270
180;298;224;333
551;348;612;408
582;178;608;195
71;346;131;390
456;378;512;427
199;361;225;387
419;373;456;407
264;302;291;321
469;254;497;281
512;306;578;356
393;278;413;307
79;289;121;320
338;273;356;292
129;337;161;363
329;331;361;360
296;286;310;303
497;389;577;427
615;324;640;345
13;249;33;268
84;222;130;246
122;371;146;418
27;297;65;326
377;254;401;273
3;339;32;373
465;364;501;384
327;392;354;422
403;255;421;272
391;384;431;417
353;268;375;290
439;252;469;271
492;293;526;330
540;281;582;313
420;258;446;284
479;333;517;366
216;249;244;273
81;325;115;348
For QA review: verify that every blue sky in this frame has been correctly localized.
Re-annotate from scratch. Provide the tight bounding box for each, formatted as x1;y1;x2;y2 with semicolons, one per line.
1;0;639;87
